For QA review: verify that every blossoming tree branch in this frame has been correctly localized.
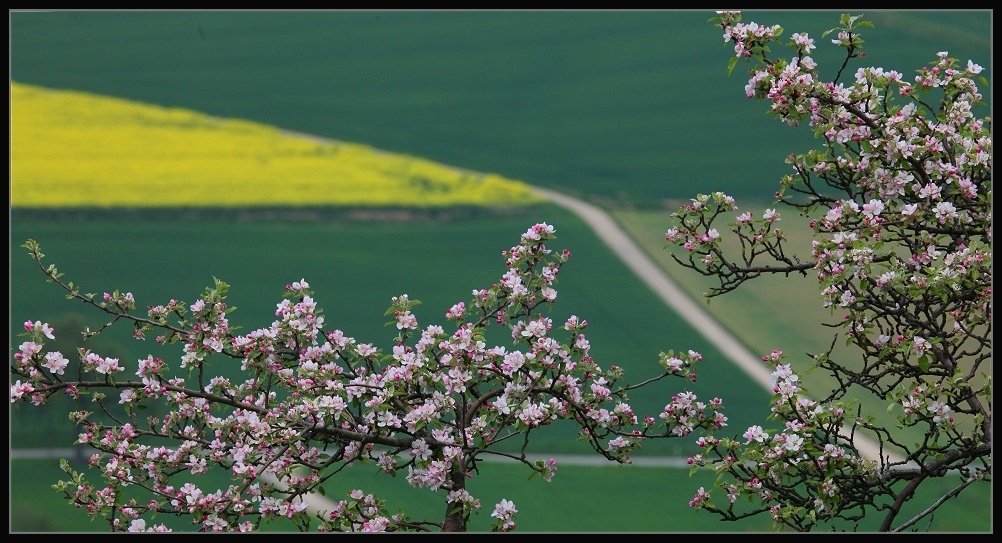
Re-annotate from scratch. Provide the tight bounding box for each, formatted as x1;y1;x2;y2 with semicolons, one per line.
666;12;991;531
12;223;724;532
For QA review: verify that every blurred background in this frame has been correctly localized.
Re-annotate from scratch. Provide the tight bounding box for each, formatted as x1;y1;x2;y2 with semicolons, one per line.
9;9;992;532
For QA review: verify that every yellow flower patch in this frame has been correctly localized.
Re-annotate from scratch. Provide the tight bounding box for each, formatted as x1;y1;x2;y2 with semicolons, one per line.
10;82;543;208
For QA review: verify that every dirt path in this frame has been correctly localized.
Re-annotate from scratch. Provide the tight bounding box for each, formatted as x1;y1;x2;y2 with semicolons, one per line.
532;186;902;465
532;187;775;389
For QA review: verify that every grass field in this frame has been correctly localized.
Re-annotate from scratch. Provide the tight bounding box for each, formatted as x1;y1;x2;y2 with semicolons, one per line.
9;77;779;531
9;10;991;204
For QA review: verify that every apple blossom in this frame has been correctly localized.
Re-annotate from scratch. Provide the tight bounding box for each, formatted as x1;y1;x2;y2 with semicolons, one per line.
13;223;726;532
673;12;991;532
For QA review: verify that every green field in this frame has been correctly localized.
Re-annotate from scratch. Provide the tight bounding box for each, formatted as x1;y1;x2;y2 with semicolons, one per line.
9;10;990;204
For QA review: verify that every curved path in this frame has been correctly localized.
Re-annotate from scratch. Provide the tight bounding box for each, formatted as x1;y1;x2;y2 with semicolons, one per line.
531;186;902;465
533;187;775;390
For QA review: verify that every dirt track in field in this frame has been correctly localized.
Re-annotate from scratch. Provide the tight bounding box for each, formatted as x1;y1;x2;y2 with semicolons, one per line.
532;185;903;465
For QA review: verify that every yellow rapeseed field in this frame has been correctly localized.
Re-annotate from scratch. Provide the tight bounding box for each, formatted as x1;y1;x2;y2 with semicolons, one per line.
10;82;544;208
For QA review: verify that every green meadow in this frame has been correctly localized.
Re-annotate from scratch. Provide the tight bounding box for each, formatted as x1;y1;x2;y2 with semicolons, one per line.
9;10;992;532
10;10;990;204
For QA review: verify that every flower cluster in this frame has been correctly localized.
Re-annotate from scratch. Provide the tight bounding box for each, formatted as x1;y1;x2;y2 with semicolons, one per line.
11;225;723;532
676;12;991;532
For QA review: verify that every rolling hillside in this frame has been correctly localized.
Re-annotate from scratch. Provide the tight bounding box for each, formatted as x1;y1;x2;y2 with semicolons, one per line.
10;10;990;204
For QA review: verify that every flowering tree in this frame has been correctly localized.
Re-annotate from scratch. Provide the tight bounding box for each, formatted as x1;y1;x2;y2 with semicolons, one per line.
665;12;991;531
11;224;726;532
9;11;990;534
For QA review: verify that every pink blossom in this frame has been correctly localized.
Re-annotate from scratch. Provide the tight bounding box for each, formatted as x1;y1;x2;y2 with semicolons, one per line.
743;425;769;444
491;499;518;531
42;351;69;375
25;320;56;339
445;302;465;320
10;380;34;402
